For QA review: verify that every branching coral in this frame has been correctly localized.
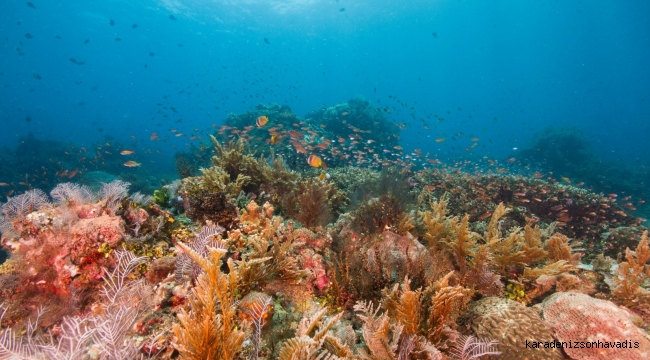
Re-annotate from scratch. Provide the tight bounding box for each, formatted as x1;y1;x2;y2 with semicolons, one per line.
613;230;650;304
172;242;245;360
278;306;353;360
351;168;416;236
291;178;336;229
354;299;443;360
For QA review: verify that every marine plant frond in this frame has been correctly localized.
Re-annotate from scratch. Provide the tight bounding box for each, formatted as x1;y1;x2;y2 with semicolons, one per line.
50;182;95;206
280;306;351;360
411;336;444;360
241;292;273;360
448;215;476;273
426;285;472;345
322;334;353;358
209;135;266;186
613;230;650;301
297;307;328;337
233;256;273;294
1;188;50;220
278;336;317;360
90;303;142;359
100;248;148;305
546;232;581;265
448;335;501;360
484;202;508;242
129;191;153;206
0;304;42;359
294;178;334;229
195;224;226;250
354;300;396;360
522;260;573;281
173;242;244;360
99;180;131;214
380;278;422;336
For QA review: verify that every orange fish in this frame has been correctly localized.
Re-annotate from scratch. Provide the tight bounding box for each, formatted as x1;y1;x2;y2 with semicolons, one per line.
124;160;141;167
308;154;323;168
120;150;135;155
67;169;79;178
270;135;277;145
478;211;492;220
256;115;269;127
435;138;445;143
150;132;159;140
293;143;308;154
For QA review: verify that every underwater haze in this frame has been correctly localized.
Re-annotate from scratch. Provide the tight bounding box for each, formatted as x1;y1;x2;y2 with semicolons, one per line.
2;0;649;157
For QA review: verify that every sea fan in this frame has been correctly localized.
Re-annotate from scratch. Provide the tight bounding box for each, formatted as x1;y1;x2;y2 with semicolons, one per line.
1;189;50;219
175;225;226;282
100;248;148;305
99;180;131;215
242;293;273;360
449;335;501;360
129;191;153;206
50;183;95;206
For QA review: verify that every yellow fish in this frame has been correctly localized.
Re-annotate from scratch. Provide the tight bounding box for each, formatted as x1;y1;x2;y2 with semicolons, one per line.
435;138;445;143
561;176;572;184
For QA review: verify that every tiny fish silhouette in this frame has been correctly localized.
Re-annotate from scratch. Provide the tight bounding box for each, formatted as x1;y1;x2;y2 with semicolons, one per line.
27;2;36;9
264;38;270;44
169;15;177;20
110;19;115;26
32;73;42;79
84;39;89;44
24;33;33;39
339;8;345;12
132;23;138;29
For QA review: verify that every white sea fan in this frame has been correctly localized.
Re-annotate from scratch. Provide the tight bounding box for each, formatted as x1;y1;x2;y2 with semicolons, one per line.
99;180;130;215
50;183;95;206
129;191;153;206
166;179;181;198
243;293;273;360
100;248;148;305
449;335;501;360
1;189;50;220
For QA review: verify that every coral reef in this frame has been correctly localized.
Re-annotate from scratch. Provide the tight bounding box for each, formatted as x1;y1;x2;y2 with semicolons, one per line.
414;169;638;261
2;108;649;360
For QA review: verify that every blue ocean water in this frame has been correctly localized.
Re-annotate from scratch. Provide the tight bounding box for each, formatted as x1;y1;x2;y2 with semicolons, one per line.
1;0;649;193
